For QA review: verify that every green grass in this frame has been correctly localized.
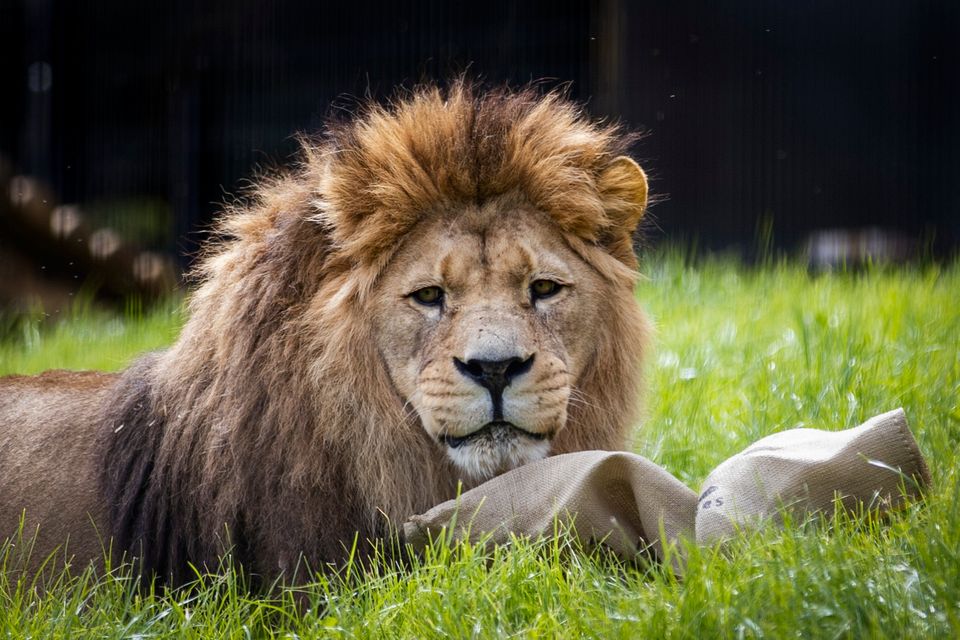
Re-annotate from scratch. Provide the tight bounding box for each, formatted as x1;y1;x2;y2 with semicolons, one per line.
2;253;958;638
0;298;183;376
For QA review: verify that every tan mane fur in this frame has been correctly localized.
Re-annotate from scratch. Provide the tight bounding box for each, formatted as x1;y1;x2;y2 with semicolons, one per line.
94;81;649;583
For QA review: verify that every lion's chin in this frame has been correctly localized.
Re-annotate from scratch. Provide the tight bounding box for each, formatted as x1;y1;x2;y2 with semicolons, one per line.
442;422;553;483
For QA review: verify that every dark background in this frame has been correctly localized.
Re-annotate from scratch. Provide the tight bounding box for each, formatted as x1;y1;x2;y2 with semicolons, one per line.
1;0;958;283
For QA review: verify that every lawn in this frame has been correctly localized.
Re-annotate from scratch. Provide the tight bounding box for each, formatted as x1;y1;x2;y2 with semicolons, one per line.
1;253;958;638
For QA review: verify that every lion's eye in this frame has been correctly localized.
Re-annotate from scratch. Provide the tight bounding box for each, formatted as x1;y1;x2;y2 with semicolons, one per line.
411;286;444;306
530;279;562;301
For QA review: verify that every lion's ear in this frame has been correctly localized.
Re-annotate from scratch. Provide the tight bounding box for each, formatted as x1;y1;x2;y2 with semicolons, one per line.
598;156;648;263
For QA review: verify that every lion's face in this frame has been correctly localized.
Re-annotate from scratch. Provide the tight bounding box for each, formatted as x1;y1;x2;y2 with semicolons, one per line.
371;196;615;483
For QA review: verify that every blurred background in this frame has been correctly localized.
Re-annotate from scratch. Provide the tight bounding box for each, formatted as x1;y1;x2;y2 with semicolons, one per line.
1;0;958;310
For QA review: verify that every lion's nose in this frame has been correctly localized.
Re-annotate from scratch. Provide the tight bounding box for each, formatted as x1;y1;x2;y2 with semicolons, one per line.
454;355;535;392
453;355;535;420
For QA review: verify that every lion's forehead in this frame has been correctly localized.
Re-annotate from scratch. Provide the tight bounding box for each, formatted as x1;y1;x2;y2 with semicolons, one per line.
402;207;579;294
438;239;536;294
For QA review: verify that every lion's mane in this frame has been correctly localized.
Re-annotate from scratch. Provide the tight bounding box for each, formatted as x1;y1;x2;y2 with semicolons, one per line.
99;81;649;584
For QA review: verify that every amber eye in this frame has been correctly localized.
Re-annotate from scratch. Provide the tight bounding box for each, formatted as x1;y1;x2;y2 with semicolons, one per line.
530;279;562;301
411;286;444;306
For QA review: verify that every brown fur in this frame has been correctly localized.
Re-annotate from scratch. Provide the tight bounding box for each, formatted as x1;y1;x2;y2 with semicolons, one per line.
0;371;116;572
0;81;650;585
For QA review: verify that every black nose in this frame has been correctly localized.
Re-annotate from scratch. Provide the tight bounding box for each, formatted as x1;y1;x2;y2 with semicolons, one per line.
453;355;535;420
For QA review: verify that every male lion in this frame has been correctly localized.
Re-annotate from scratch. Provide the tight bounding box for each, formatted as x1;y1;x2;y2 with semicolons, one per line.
0;82;650;585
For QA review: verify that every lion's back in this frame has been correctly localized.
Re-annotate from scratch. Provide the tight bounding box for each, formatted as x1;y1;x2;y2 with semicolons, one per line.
0;370;117;571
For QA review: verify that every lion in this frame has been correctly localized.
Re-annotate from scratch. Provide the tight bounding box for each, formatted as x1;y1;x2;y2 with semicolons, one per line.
0;81;650;585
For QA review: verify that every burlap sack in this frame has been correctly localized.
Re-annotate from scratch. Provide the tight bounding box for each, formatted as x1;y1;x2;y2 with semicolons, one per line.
403;408;930;566
402;450;698;566
695;407;931;545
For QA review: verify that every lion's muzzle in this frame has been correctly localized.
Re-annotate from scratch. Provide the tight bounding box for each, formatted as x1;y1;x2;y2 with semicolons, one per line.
409;307;573;481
